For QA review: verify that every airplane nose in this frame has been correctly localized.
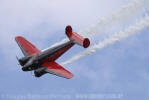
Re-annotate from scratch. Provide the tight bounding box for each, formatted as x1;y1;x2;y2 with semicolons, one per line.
22;67;28;71
22;66;32;71
22;67;27;71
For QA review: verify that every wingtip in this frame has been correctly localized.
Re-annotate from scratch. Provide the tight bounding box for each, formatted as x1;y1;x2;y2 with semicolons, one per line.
67;73;74;79
15;36;21;41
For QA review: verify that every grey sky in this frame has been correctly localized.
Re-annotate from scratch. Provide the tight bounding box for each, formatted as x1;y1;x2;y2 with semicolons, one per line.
0;0;149;100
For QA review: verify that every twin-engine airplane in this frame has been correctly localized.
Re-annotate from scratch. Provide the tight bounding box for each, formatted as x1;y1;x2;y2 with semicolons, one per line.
15;26;90;79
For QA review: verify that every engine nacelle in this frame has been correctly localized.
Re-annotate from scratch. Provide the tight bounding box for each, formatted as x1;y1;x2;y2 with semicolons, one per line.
18;56;31;66
65;25;90;48
34;67;47;77
22;56;40;71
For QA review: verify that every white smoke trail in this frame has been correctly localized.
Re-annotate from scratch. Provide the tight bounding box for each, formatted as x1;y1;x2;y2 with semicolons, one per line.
79;0;146;36
61;15;149;66
48;0;146;50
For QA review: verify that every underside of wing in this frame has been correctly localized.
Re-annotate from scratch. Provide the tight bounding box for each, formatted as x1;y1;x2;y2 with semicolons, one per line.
15;36;41;56
42;61;74;79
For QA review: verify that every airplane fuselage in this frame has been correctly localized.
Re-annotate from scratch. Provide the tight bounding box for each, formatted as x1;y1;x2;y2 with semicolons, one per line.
19;40;74;72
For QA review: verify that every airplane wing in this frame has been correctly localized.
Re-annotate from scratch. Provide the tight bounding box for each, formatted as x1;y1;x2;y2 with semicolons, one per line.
15;36;41;56
42;61;74;79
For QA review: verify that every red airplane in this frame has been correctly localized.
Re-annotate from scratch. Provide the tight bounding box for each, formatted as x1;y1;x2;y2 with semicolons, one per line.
15;26;90;79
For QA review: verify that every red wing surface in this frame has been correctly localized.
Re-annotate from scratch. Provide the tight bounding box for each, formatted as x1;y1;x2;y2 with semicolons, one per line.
42;61;74;79
15;36;41;56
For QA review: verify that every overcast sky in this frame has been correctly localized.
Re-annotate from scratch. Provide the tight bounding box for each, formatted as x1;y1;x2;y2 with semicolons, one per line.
0;0;149;100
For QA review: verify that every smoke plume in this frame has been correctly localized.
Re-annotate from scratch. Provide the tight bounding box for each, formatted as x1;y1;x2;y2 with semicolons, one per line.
61;15;149;66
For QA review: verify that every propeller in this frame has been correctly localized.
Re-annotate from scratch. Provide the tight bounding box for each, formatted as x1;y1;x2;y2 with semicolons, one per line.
16;56;20;65
16;56;19;60
31;71;35;77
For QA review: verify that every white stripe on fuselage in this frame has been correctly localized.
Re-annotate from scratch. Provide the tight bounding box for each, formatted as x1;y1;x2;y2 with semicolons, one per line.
41;39;69;52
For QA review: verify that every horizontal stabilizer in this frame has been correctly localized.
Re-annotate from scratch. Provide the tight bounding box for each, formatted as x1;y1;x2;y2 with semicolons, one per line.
65;25;90;48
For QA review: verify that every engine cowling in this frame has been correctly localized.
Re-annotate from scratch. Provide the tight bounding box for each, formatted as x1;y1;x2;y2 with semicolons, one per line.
34;67;47;77
18;56;31;66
